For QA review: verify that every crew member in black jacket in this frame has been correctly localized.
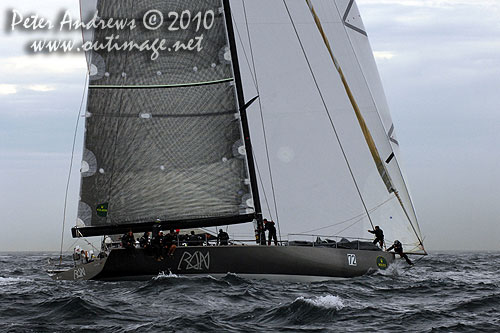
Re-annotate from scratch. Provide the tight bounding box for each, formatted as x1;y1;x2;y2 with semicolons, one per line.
264;219;278;246
217;229;229;246
163;229;177;257
121;230;136;250
387;240;413;266
368;226;384;248
152;231;164;261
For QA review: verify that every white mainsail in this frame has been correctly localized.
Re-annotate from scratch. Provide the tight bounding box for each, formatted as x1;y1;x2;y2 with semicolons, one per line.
229;0;425;253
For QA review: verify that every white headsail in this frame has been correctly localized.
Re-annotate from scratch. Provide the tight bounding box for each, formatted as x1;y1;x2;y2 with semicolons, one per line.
230;0;425;253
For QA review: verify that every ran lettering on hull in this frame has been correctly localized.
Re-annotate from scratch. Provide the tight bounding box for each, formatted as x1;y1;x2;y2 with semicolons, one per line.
178;251;210;271
74;266;86;279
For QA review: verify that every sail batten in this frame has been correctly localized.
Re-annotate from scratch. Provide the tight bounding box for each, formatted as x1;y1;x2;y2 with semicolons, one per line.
88;77;234;89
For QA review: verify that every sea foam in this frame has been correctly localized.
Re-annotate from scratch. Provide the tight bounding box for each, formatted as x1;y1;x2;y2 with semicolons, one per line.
153;271;178;280
296;295;345;310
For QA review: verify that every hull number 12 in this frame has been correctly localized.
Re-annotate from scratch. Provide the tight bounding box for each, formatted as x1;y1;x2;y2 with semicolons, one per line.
347;254;357;266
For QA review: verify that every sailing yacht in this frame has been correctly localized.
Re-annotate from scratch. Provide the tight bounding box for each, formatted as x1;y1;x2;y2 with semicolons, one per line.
51;0;426;281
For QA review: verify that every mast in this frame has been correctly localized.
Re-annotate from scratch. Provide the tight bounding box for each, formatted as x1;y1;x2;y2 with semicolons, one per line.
222;0;264;242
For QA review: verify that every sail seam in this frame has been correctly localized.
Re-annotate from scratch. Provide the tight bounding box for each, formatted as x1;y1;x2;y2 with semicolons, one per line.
88;78;234;89
90;111;236;118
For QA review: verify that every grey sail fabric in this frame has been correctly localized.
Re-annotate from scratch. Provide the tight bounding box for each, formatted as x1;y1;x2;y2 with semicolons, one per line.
77;0;254;230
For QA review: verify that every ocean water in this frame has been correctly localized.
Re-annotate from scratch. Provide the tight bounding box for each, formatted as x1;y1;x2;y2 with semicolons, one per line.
0;252;499;332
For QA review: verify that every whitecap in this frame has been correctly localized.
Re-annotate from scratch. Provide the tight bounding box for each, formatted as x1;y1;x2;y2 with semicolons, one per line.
0;277;33;286
153;271;178;280
296;295;345;310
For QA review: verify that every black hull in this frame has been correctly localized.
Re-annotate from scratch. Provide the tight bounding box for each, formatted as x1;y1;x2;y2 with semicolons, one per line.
51;246;395;282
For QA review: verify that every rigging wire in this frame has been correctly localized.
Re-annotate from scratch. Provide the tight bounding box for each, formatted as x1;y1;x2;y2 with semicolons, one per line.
252;148;274;221
76;229;100;252
58;73;89;264
232;13;259;91
241;0;282;242
336;215;366;235
281;0;376;230
58;1;93;265
300;196;396;234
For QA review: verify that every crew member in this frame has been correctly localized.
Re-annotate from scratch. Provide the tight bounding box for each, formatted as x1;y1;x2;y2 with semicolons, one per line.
88;250;95;262
102;236;112;253
368;226;384;248
152;231;164;261
163;229;177;257
121;230;136;249
387;240;413;266
72;247;81;264
257;223;266;245
264;219;278;246
217;229;229;246
139;232;150;249
188;231;202;246
81;250;88;264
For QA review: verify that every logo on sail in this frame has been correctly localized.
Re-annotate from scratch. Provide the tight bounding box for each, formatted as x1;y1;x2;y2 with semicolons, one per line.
178;251;210;271
376;256;388;270
96;203;108;217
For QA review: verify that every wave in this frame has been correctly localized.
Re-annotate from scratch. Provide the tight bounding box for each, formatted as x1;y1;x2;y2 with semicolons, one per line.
153;271;179;280
295;295;345;310
253;294;346;325
34;295;121;322
0;277;34;286
450;293;500;312
1;252;500;332
134;272;250;295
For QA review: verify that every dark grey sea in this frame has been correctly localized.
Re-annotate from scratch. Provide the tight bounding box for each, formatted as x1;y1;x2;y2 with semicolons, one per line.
0;252;498;332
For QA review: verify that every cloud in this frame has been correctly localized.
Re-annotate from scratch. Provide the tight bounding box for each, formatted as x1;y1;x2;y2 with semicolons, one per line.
373;51;395;60
357;0;500;8
0;83;57;95
27;84;56;92
0;84;17;95
0;55;86;76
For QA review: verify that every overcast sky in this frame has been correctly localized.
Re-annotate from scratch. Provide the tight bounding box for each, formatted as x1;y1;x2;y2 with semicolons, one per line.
0;0;499;252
